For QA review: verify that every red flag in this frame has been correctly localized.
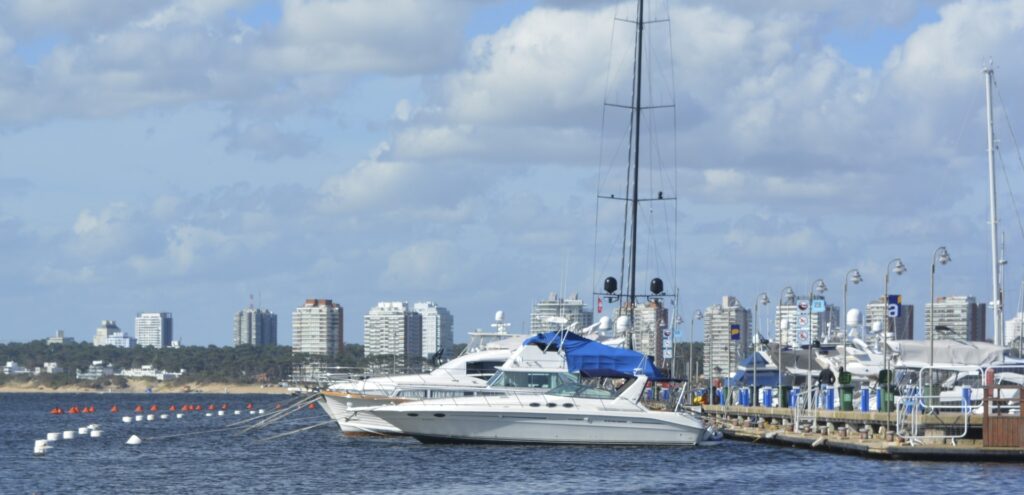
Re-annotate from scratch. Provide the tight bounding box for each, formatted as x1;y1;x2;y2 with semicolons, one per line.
597;297;603;313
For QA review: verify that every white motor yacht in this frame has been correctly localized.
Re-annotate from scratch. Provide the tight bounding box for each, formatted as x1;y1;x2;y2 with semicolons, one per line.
361;331;707;446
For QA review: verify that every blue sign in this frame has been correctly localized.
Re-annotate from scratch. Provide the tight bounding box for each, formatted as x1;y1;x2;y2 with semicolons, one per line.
887;294;902;317
729;324;741;341
811;299;826;314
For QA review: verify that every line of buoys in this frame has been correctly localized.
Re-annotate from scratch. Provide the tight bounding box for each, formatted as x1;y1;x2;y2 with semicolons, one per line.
62;430;75;440
146;414;154;421
68;406;80;414
122;416;132;423
135;414;143;421
50;407;63;415
217;410;225;417
77;427;89;435
46;432;60;441
90;429;103;438
234;410;241;415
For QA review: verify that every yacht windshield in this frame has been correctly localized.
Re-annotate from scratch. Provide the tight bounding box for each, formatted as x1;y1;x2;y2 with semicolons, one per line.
486;371;579;389
547;383;618;399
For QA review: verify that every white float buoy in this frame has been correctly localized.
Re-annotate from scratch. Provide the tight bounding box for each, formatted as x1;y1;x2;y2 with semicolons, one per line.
46;432;60;441
159;414;168;420
258;409;264;414
249;410;256;415
146;414;154;421
176;413;183;419
126;435;142;446
233;410;240;415
135;414;143;421
90;430;103;438
87;424;100;430
34;440;49;455
217;410;224;416
62;431;75;440
122;416;132;423
78;427;89;435
205;412;212;417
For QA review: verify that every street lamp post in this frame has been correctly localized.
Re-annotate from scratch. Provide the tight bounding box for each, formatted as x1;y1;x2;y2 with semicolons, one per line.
930;247;951;367
753;293;769;406
843;269;863;371
807;279;828;414
882;257;907;420
689;309;702;400
777;286;795;405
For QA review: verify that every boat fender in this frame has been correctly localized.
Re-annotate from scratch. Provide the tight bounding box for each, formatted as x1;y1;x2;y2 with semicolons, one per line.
819;369;835;386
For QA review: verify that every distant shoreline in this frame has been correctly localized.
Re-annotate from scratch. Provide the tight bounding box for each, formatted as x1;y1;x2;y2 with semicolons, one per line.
0;379;293;395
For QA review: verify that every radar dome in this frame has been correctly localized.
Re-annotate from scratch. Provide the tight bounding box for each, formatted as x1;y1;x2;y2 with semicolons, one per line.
494;310;504;322
846;308;862;327
598;316;612;331
615;316;631;333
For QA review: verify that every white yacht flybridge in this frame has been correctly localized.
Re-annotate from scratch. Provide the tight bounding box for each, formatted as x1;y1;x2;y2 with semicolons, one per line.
365;331;707;445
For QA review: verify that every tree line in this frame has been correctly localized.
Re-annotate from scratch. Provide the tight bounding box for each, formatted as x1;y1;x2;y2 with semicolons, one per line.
0;340;369;385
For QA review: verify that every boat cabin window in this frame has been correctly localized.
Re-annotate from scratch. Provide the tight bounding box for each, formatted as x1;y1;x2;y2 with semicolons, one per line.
487;371;579;389
547;383;618;399
465;360;505;378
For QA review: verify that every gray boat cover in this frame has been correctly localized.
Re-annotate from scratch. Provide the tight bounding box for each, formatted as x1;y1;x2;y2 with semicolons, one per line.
886;339;1006;367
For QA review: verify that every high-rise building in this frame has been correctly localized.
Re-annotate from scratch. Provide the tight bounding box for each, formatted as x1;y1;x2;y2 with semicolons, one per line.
364;302;423;369
617;301;668;366
46;330;74;345
1006;313;1024;348
529;292;593;333
413;302;454;359
924;296;986;341
865;298;914;340
135;312;173;348
93;320;121;346
703;296;752;379
774;295;840;346
234;307;278;346
292;299;343;356
107;332;136;348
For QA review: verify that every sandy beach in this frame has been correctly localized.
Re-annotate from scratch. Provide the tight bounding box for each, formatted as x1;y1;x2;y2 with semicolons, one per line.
0;379;292;395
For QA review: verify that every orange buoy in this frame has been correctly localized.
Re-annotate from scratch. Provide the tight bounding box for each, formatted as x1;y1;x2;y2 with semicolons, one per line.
208;404;215;411
275;403;282;410
110;405;119;413
149;405;158;412
246;403;253;410
135;405;143;413
308;403;315;409
169;405;176;411
50;407;63;415
86;406;95;413
68;406;80;414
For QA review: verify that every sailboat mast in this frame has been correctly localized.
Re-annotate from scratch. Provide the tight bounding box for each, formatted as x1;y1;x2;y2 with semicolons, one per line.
985;64;1004;346
626;0;645;349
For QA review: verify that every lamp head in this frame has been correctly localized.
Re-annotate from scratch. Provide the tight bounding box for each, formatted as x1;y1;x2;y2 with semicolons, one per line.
893;258;907;275
850;269;862;285
938;247;951;265
814;279;828;294
758;293;770;306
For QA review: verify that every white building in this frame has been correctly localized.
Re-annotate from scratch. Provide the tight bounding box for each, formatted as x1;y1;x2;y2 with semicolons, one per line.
865;298;914;340
364;302;423;369
76;360;114;380
135;312;173;348
529;293;593;333
34;362;63;375
924;296;986;341
703;296;752;379
118;365;185;381
1006;313;1023;348
3;361;30;375
46;329;74;345
413;302;454;359
107;331;136;348
292;299;343;356
774;296;840;346
234;307;278;347
93;320;121;346
617;301;668;366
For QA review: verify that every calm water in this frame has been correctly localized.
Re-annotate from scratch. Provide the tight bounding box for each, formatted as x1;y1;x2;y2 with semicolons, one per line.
2;393;1021;494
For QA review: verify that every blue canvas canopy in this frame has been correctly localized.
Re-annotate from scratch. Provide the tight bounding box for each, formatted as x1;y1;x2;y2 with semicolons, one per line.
522;331;668;380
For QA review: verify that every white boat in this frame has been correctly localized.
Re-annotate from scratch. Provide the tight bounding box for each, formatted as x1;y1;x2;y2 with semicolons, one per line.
324;332;588;435
364;332;706;446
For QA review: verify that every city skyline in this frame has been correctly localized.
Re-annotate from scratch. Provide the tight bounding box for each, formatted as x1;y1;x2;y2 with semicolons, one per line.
3;1;1024;347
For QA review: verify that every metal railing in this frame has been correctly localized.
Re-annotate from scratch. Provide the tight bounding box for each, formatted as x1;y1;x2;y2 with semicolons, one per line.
894;389;975;445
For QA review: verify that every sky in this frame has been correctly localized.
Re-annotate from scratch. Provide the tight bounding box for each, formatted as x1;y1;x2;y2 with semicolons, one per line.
3;0;1024;347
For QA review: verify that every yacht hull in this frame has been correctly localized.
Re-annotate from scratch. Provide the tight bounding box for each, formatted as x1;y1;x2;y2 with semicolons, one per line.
322;391;408;436
373;407;703;446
